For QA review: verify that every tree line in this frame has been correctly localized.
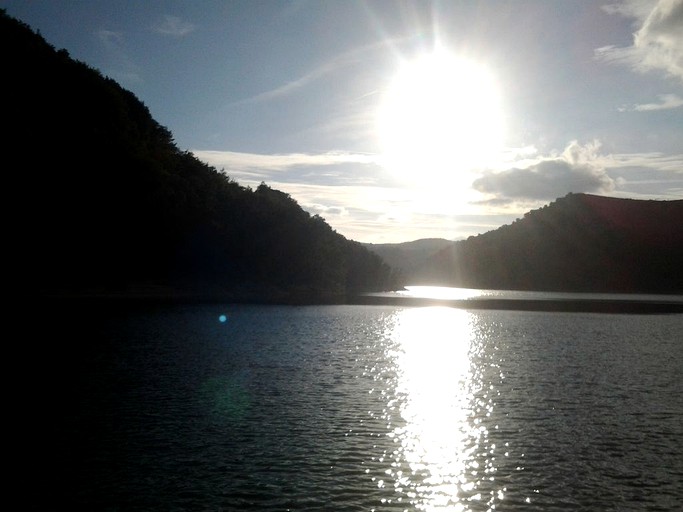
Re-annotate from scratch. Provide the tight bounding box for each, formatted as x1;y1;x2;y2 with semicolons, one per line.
3;10;396;301
411;193;683;293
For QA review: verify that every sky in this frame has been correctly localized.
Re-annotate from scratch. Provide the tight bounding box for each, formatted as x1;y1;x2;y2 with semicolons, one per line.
3;0;682;244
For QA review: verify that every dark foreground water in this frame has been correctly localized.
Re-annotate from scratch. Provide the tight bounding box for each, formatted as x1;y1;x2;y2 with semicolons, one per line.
28;301;683;511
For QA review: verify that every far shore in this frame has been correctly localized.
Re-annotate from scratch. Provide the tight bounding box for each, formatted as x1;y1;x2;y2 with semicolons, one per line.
353;293;683;314
29;285;683;314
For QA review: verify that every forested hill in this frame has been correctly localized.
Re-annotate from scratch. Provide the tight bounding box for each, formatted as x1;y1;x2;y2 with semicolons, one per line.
3;10;394;302
412;193;683;293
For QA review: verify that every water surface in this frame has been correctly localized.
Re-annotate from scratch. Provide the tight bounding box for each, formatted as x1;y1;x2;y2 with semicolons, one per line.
32;302;683;510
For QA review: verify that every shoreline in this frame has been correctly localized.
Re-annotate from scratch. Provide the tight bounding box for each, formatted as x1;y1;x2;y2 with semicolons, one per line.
351;294;683;314
27;289;683;314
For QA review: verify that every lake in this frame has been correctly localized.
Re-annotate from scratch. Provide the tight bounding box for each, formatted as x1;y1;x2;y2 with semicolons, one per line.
29;296;683;511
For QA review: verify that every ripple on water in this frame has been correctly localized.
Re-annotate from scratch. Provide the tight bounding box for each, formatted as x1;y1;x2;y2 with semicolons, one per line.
40;303;683;511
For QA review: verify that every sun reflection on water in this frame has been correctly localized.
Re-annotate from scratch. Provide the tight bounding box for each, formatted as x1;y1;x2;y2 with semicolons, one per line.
382;306;499;511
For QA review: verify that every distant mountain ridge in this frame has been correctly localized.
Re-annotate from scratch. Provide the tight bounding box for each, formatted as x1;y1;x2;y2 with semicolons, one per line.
371;194;682;294
362;238;454;281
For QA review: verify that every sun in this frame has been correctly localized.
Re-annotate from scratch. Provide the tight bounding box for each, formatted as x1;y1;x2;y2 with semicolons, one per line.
377;50;504;186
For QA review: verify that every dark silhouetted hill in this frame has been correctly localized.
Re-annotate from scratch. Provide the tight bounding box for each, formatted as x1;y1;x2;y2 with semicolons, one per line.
3;10;394;302
411;193;683;293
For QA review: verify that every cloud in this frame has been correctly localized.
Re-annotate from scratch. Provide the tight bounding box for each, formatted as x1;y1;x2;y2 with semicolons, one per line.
261;182;495;243
618;92;683;110
305;203;351;221
473;141;616;201
231;63;340;106
604;165;683;198
596;0;683;83
193;149;378;172
97;29;123;48
193;149;386;190
191;149;492;241
602;150;683;170
602;0;657;17
95;29;141;82
151;15;196;37
229;38;407;106
192;144;681;243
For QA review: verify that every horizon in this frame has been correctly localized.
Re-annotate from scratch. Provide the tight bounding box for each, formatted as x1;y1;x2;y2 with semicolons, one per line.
3;0;681;244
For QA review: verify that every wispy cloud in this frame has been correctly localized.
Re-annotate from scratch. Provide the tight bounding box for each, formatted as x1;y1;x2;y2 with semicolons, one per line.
601;150;683;171
618;92;683;110
596;0;683;83
193;149;379;172
602;0;658;18
97;29;123;49
151;15;196;37
231;62;342;106
95;29;141;82
229;38;406;106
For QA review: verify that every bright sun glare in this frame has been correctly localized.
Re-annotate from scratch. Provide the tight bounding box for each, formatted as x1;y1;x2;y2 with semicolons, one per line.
377;50;504;186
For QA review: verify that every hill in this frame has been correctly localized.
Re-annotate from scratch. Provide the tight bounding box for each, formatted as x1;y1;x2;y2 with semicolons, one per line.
362;238;454;282
2;10;395;302
410;193;683;293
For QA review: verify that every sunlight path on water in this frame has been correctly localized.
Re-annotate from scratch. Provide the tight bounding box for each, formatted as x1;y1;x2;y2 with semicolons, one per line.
399;286;486;301
376;307;507;511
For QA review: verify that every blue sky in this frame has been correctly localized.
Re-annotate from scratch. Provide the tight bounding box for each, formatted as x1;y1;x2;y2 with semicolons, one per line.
4;0;681;243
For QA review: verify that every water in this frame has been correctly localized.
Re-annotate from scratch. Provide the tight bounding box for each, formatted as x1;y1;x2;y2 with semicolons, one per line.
397;286;683;304
30;301;683;511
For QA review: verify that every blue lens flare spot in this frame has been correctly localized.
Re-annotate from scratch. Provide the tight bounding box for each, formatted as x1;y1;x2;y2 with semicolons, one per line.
219;314;227;323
